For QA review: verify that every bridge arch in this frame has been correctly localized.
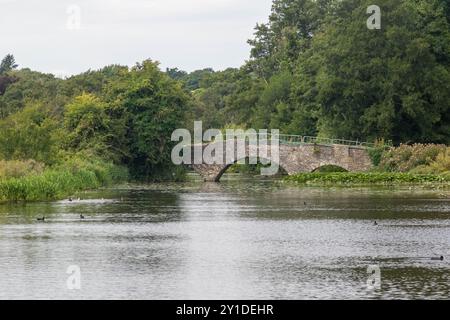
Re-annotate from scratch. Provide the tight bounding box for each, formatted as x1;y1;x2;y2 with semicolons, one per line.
213;156;288;182
311;164;350;173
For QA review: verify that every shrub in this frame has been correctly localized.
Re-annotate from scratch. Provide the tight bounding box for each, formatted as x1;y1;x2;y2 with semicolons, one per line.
428;149;450;173
368;139;390;167
379;144;446;172
411;148;450;174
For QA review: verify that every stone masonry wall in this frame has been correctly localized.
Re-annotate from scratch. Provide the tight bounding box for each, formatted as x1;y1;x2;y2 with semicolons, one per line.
190;143;373;182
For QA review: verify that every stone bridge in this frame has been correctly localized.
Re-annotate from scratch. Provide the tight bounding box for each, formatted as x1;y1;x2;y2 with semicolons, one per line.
189;138;374;182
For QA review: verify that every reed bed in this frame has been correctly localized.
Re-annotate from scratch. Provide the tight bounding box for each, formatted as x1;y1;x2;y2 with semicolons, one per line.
0;159;128;202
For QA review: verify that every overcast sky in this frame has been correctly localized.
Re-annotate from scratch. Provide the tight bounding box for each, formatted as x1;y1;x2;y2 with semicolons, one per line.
0;0;273;77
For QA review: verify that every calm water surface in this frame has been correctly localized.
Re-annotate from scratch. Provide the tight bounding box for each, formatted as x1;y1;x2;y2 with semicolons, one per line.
0;174;449;300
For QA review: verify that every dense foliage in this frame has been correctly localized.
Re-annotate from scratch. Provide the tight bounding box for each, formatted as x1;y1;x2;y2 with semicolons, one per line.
0;59;188;182
181;0;450;144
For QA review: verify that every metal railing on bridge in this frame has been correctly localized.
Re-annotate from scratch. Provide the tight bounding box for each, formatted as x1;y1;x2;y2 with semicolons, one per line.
277;135;381;148
210;133;390;148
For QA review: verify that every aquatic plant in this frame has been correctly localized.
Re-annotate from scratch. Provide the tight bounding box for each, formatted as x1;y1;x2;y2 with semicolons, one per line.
284;172;450;185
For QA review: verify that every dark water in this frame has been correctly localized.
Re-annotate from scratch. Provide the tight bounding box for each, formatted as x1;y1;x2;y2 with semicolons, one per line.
0;174;449;300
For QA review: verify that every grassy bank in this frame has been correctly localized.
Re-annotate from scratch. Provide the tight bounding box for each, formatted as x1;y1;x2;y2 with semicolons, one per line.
0;159;128;202
284;172;450;186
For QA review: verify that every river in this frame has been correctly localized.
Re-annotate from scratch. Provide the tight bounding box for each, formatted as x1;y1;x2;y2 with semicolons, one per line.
0;174;449;300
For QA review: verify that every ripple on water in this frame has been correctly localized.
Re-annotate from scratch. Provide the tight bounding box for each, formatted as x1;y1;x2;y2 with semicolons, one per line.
0;179;449;299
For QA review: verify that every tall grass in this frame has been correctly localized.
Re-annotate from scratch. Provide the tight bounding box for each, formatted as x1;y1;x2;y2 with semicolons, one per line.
0;158;128;202
284;172;450;185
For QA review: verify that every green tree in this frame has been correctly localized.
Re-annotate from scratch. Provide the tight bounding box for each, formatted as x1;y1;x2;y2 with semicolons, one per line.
0;103;61;164
64;93;116;159
292;0;450;144
0;68;65;118
248;0;334;79
107;60;189;178
0;54;18;74
166;67;188;81
62;65;129;97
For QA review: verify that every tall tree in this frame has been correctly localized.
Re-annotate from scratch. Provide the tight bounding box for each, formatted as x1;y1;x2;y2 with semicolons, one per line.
0;102;61;164
0;54;18;74
106;60;189;178
247;0;334;79
292;0;450;144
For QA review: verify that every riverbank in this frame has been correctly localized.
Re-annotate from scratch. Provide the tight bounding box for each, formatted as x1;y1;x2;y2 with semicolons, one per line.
284;172;450;187
0;159;128;202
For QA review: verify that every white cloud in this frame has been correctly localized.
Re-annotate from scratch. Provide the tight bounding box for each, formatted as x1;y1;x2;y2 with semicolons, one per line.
0;0;273;75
